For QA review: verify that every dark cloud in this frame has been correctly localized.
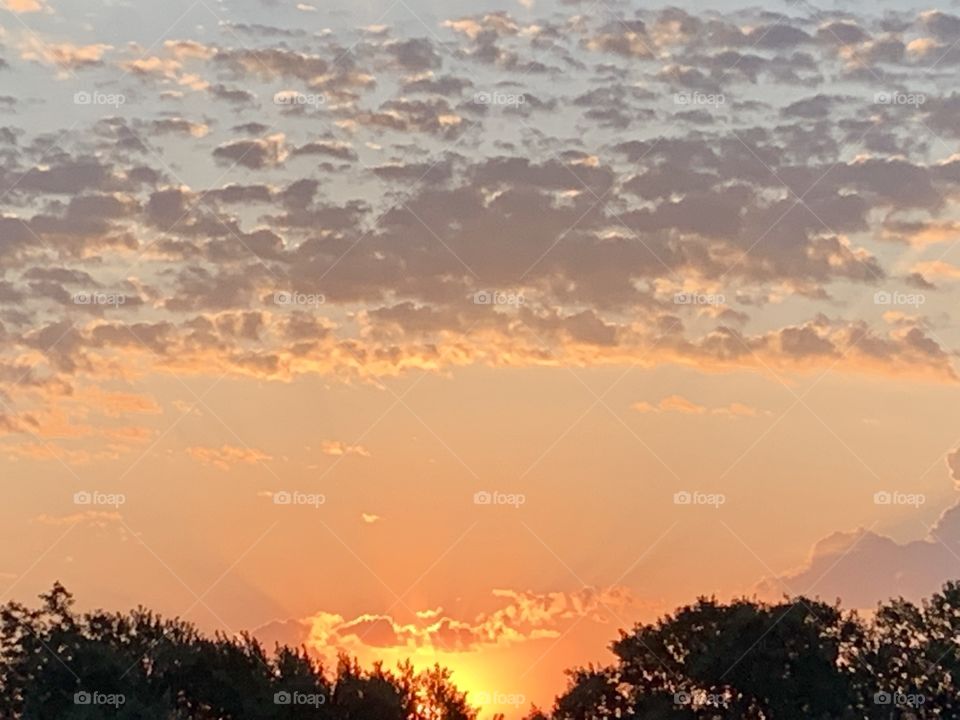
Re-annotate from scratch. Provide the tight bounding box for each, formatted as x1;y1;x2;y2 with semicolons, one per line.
208;84;256;105
385;38;441;71
292;141;357;161
0;0;951;394
214;47;328;80
212;135;287;169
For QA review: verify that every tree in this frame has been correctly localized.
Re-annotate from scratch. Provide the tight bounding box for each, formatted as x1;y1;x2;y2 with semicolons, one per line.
7;583;960;719
0;584;477;720
548;588;960;719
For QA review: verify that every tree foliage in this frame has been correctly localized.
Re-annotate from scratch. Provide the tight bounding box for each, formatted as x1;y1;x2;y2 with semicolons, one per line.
540;583;960;720
4;583;960;718
0;583;475;720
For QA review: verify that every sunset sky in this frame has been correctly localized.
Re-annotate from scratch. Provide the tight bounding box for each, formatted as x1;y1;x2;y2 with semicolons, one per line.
2;0;960;714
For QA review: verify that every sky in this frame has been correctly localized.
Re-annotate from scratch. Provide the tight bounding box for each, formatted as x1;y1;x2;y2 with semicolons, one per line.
2;0;960;715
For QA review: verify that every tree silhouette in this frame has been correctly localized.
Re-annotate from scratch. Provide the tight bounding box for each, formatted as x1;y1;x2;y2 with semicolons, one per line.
0;583;476;720
4;583;960;718
545;584;960;719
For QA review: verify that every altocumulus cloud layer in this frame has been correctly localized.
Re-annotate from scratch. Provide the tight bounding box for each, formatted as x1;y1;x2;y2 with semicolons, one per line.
255;586;643;663
0;0;959;456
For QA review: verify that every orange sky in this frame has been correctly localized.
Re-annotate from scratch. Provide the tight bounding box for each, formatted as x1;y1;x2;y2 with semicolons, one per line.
3;0;960;715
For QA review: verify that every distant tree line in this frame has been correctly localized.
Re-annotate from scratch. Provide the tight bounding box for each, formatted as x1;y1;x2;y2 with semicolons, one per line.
531;582;960;720
0;584;473;719
2;582;959;718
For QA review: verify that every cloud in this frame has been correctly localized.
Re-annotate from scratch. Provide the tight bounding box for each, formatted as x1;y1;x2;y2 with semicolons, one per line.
2;0;47;12
911;260;960;280
4;444;101;464
20;39;111;70
320;440;370;457
384;38;441;71
757;450;960;608
33;511;121;527
632;395;765;417
147;118;210;138
213;134;288;169
756;510;960;609
0;0;958;459
353;99;466;138
208;84;255;105
187;444;272;470
882;219;960;246
947;447;960;489
584;21;655;58
0;390;154;463
255;586;644;663
291;140;357;161
361;513;381;524
121;55;183;78
634;394;705;415
78;388;162;417
213;47;328;81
